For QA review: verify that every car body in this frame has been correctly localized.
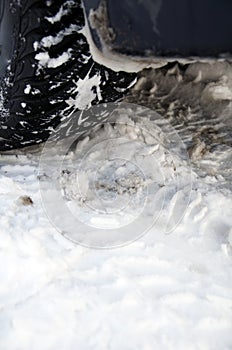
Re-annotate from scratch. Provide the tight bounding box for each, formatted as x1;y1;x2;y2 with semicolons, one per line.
83;0;232;70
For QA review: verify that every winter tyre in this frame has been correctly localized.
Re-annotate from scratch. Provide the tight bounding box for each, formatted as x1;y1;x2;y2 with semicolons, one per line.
0;0;136;150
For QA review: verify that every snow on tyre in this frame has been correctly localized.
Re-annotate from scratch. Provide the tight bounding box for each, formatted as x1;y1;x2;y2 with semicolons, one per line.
0;0;136;151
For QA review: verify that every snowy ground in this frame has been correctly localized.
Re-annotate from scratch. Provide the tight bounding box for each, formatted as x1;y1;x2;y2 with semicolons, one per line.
0;0;231;346
0;97;232;349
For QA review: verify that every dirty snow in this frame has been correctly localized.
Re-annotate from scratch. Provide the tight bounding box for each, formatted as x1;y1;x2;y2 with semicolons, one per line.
0;108;232;349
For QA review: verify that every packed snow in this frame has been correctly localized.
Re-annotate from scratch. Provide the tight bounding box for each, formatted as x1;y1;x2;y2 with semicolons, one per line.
0;103;232;350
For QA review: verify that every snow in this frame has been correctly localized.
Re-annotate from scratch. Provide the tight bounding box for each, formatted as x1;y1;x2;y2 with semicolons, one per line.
24;85;31;95
0;106;232;349
80;18;167;73
0;2;232;348
45;0;74;24
206;84;232;101
35;51;72;69
40;24;81;49
66;72;102;110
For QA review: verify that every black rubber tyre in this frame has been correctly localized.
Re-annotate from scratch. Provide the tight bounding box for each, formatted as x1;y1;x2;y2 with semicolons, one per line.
0;0;136;151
